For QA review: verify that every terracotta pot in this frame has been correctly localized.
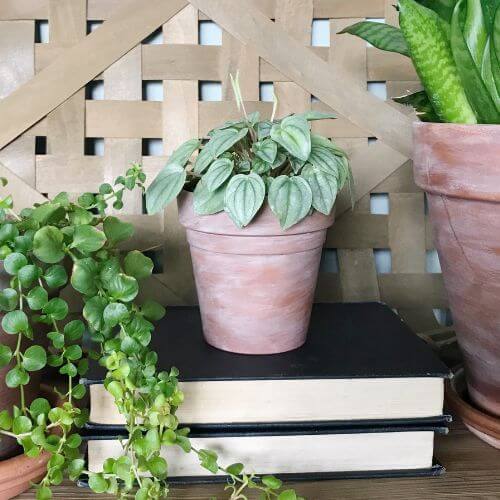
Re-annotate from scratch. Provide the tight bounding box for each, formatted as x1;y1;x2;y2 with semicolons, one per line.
178;192;334;354
413;122;500;421
0;386;58;500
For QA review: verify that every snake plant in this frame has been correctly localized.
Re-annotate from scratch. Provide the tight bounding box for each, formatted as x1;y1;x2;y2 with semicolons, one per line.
341;0;500;124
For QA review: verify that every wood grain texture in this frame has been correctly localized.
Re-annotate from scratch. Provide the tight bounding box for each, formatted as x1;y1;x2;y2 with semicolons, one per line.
15;423;500;499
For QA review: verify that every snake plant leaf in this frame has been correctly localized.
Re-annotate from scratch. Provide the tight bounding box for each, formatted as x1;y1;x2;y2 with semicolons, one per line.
301;165;338;215
480;0;500;30
297;111;337;121
339;21;410;56
224;173;265;228
464;0;488;67
493;5;500;94
203;158;234;192
193;180;226;215
270;115;311;161
393;90;443;121
252;138;278;164
194;128;248;174
145;163;186;215
269;176;313;229
451;0;500;122
399;0;477;123
416;0;459;21
167;138;201;167
482;39;500;109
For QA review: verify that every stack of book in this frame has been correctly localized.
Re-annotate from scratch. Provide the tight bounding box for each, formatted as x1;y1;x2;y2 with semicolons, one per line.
83;303;451;482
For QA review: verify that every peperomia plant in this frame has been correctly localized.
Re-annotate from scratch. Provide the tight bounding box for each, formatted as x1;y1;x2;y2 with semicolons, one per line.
341;0;500;124
146;74;351;229
0;167;302;500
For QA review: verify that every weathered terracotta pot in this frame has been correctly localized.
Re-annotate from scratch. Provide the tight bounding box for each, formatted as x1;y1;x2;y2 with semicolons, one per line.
178;192;334;354
413;122;500;422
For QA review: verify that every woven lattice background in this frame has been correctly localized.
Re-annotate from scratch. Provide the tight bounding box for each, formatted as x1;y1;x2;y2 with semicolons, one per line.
0;0;448;334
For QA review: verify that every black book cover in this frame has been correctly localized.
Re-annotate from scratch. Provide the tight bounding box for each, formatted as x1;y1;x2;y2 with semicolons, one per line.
85;302;450;384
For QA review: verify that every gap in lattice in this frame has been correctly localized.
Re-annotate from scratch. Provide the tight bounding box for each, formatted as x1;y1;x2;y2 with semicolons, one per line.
426;250;442;273
368;82;388;101
85;138;104;156
142;139;163;156
35;21;49;43
198;21;222;45
85;81;104;100
142;28;163;45
370;193;390;214
142;81;163;101
311;19;330;47
143;250;164;274
199;82;222;101
374;249;392;274
368;137;378;145
319;249;339;273
433;308;453;326
87;21;103;34
35;137;47;155
311;95;320;103
259;82;274;102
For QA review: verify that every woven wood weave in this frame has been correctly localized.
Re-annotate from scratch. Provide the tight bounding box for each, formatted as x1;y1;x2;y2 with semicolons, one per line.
0;0;447;332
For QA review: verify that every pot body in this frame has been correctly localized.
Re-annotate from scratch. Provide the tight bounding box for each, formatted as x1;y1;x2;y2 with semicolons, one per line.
178;192;334;354
413;122;500;417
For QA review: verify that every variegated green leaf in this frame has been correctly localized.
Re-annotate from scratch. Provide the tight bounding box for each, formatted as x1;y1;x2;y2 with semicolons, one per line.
290;157;305;174
311;135;347;156
224;173;265;227
167;138;201;167
272;152;287;170
301;165;338;215
270;115;311;161
308;142;342;178
339;21;410;56
146;164;186;215
252;138;278;164
393;91;442;121
268;176;313;229
464;0;488;67
481;38;500;110
256;121;273;140
251;158;272;175
203;158;234;192
193;180;226;215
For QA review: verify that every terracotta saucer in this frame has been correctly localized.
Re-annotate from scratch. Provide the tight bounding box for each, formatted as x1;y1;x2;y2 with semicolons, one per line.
445;367;500;449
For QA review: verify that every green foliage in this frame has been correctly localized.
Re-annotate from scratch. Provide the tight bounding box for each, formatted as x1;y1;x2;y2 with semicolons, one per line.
0;168;302;500
146;75;351;228
342;0;500;124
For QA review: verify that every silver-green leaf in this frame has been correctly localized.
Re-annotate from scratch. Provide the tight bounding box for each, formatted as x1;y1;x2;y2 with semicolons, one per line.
297;111;337;121
146;163;186;215
224;173;265;228
270;115;311;161
252;138;278;164
193;180;226;215
268;176;313;229
203;158;234;192
308;142;342;178
167;138;201;167
301;165;338;215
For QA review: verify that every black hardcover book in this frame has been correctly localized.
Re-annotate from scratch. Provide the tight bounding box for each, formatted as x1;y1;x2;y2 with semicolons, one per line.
82;423;447;483
85;303;450;427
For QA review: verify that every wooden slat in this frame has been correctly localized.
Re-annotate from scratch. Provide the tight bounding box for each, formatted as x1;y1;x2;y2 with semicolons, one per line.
338;249;381;301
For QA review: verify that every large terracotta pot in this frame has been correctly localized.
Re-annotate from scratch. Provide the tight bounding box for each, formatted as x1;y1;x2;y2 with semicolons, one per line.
413;122;500;421
178;192;334;354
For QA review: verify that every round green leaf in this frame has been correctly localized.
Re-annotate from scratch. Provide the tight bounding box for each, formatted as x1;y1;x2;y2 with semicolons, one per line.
106;380;124;400
146;163;187;215
106;273;139;302
43;264;68;289
64;319;85;341
193;179;226;215
18;264;40;288
269;176;313;229
88;473;108;494
12;415;32;434
103;216;134;246
30;398;51;418
226;463;244;476
68;458;85;481
0;288;19;312
262;475;283;489
6;366;29;387
42;297;68;320
0;223;18;245
148;456;168;479
224;173;266;228
22;345;47;371
70;224;106;254
278;490;297;500
83;296;108;331
71;258;98;296
72;384;86;399
123;251;153;281
203;158;234;192
270;115;311;161
4;252;28;275
65;433;82;449
0;409;13;430
0;344;12;368
26;286;48;310
141;300;166;321
33;226;65;264
301;165;338;215
103;302;129;327
64;344;83;361
36;486;52;500
2;310;29;334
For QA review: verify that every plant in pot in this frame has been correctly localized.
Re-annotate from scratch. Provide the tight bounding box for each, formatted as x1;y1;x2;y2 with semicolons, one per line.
146;74;351;355
342;0;500;446
0;167;301;499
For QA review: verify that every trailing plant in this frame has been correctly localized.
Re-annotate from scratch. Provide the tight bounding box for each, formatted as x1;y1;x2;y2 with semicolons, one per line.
0;168;302;500
146;74;351;229
341;0;500;124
